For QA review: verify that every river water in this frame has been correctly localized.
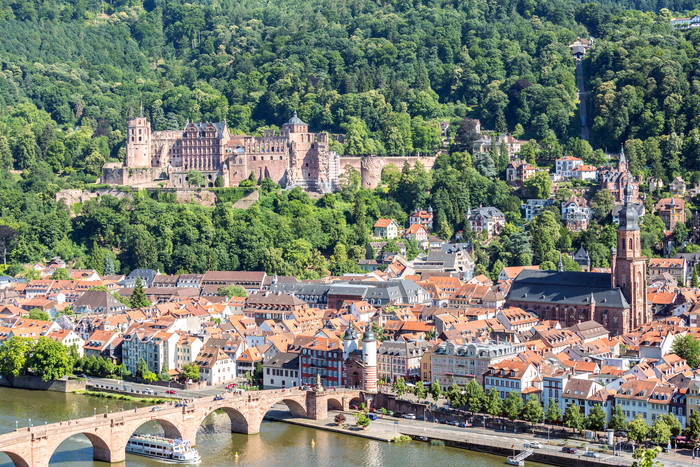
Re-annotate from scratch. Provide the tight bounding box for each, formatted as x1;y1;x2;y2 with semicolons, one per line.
0;387;544;466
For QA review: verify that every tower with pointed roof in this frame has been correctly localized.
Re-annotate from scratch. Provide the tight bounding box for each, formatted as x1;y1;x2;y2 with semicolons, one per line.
618;146;627;173
611;177;649;332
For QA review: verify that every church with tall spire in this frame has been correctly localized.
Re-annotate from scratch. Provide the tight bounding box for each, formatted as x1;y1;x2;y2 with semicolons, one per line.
505;177;649;335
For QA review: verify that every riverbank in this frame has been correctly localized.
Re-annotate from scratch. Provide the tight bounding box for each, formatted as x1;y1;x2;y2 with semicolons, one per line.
73;389;174;404
265;410;632;467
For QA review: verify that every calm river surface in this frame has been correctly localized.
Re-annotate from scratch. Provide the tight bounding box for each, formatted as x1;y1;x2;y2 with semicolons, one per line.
0;387;545;466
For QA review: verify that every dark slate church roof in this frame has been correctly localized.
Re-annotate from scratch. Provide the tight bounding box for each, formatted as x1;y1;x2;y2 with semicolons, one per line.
507;269;630;309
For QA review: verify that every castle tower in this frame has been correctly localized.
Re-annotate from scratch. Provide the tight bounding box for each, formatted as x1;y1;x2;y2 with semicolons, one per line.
362;329;377;392
618;146;627;173
611;177;648;332
125;117;152;167
343;327;359;360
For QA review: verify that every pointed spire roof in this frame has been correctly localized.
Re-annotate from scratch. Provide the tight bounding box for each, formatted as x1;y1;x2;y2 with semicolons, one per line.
557;253;564;272
573;246;590;265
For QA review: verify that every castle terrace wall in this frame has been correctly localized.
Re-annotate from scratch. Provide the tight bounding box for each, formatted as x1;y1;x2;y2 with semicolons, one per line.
339;156;437;189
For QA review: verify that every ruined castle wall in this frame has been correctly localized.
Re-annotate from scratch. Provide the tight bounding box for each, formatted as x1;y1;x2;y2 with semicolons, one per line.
339;156;437;189
101;166;169;188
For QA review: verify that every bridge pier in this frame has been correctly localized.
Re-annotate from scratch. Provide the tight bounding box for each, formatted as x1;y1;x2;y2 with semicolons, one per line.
306;392;327;421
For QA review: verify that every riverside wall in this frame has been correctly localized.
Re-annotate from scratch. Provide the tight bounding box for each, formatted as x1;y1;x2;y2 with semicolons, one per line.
0;376;86;392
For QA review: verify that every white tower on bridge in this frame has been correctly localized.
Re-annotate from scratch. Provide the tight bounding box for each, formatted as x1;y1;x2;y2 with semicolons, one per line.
362;329;377;392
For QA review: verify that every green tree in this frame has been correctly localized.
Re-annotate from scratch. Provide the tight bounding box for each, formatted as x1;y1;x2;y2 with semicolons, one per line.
159;361;170;381
687;410;700;440
671;334;700;368
591;189;615;220
0;336;32;377
429;380;442;401
355;411;371;428
370;322;386;342
27;337;73;381
104;254;116;276
130;277;150;309
142;371;158;383
446;383;463;408
693;269;698;288
392;376;407;397
586;404;607;435
524;171;552;199
563;403;584;433
522;395;544;427
609;404;627;432
663;413;682;437
136;357;149;379
464;379;485;413
627;414;649;444
28;308;51;321
632;447;663;467
216;285;248;298
504;391;524;422
650;417;671;445
254;362;264;384
414;381;427;399
546;398;562;424
186;170;205;187
50;268;70;280
486;387;503;419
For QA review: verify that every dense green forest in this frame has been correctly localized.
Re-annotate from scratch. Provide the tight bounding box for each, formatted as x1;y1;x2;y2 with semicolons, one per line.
0;0;697;276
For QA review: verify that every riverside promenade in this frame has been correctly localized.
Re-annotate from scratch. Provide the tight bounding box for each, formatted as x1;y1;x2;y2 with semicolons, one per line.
267;404;700;467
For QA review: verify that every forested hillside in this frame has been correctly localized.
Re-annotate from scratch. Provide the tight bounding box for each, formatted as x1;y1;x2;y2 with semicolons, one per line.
0;0;696;276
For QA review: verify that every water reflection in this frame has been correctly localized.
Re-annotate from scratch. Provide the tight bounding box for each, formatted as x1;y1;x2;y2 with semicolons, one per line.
0;387;544;467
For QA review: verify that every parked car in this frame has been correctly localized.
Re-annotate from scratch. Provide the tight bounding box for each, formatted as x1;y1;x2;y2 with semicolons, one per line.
438;419;447;424
143;388;155;395
526;442;542;449
583;451;599;458
226;383;236;389
150;406;164;412
175;403;187;408
349;404;358;410
368;413;378;420
458;422;467;428
165;389;176;395
447;420;458;426
561;447;577;454
403;414;416;420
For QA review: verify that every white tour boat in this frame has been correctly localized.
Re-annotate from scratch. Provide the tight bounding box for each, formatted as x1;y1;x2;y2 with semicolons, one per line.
126;433;201;463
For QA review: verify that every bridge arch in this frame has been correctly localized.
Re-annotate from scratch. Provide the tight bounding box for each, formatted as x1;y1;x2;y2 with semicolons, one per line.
327;397;343;411
47;431;113;464
349;396;364;408
0;450;30;467
197;405;250;435
128;418;184;440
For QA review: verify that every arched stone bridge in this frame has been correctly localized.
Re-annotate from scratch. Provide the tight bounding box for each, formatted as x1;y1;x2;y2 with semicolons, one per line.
0;387;364;466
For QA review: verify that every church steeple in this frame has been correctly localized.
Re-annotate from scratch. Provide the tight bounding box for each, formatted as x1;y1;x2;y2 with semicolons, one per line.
612;174;648;333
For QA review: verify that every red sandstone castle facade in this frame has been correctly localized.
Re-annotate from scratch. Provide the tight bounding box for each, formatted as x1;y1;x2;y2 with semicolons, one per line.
103;112;340;192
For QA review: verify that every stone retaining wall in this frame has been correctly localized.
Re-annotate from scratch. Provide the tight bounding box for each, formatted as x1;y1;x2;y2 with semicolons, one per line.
0;376;86;392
